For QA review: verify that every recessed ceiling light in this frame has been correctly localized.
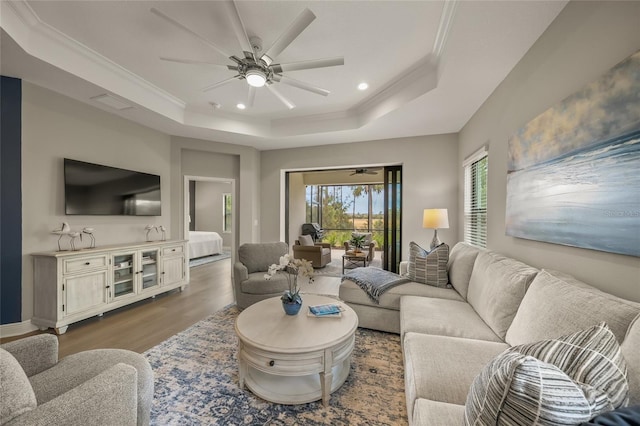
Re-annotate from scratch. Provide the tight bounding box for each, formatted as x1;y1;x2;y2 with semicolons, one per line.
236;103;246;110
357;82;369;91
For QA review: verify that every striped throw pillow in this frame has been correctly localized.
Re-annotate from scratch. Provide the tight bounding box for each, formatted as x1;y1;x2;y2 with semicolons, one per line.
507;322;629;408
465;352;611;426
407;242;449;287
465;323;629;425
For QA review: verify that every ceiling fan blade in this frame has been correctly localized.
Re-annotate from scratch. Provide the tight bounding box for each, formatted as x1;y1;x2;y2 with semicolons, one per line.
202;75;241;92
260;8;315;66
274;75;329;96
224;1;256;60
272;57;344;74
159;57;230;68
266;85;296;109
151;8;231;59
247;86;256;108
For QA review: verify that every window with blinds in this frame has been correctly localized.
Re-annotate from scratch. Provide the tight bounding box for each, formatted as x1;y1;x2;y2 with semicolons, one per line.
464;148;488;248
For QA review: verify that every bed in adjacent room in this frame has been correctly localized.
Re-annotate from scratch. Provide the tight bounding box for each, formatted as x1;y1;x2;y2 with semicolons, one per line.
188;231;223;259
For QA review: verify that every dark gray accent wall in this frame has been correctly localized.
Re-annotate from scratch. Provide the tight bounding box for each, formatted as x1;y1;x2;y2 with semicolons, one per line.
1;76;22;324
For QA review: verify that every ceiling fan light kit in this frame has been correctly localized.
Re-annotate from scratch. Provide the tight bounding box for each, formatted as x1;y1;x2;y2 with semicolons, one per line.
245;69;267;87
153;2;344;110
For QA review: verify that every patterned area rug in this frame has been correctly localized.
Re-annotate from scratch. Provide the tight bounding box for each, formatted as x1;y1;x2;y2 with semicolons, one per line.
189;251;231;268
145;306;407;425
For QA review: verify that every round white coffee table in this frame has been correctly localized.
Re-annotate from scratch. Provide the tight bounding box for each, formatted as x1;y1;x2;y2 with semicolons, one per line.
235;295;358;406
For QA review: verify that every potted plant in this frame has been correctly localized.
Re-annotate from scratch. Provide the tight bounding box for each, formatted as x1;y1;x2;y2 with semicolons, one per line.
350;234;367;253
264;254;314;315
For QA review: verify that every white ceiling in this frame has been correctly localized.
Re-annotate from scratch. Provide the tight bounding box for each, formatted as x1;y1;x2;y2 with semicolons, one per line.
0;0;567;150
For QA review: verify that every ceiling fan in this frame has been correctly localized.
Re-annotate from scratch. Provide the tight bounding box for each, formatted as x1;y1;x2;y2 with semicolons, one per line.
150;2;344;109
350;168;382;176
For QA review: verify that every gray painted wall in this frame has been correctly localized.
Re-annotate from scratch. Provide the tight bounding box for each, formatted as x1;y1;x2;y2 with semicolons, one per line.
21;83;172;320
458;1;640;302
170;137;260;250
260;134;459;259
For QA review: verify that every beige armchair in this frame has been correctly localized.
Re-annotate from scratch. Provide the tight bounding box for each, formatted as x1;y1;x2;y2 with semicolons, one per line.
292;235;331;268
344;231;375;262
1;334;153;426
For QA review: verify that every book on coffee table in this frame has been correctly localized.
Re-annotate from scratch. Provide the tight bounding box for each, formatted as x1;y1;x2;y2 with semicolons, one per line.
308;303;345;318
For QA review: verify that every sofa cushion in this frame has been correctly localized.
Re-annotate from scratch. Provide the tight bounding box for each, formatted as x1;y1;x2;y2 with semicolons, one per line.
403;332;508;419
241;272;289;295
407;242;449;287
0;348;37;424
507;322;629;409
506;269;640;346
339;279;463;311
400;296;502;342
412;399;465;426
238;242;289;274
621;313;640;405
465;351;612;426
581;405;640;426
466;251;538;340
447;242;482;300
29;348;153;426
298;235;314;246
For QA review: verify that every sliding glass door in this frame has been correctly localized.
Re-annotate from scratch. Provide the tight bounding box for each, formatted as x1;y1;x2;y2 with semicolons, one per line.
383;166;402;273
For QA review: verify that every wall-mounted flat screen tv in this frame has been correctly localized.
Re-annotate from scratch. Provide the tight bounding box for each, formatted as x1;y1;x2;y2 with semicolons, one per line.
64;158;161;216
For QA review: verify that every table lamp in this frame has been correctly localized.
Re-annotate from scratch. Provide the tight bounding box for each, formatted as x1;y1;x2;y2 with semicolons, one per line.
423;208;449;250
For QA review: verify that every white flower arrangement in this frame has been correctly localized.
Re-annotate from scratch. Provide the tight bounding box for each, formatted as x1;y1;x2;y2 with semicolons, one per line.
264;254;315;303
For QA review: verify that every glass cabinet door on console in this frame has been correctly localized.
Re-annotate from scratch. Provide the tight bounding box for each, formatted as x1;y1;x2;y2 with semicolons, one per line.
140;249;160;291
112;252;136;300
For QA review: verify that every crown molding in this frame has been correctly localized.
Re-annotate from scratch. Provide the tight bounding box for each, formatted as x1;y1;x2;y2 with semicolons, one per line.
2;1;186;120
433;0;458;58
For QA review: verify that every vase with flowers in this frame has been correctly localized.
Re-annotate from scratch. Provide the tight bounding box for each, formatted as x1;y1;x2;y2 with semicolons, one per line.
264;254;315;315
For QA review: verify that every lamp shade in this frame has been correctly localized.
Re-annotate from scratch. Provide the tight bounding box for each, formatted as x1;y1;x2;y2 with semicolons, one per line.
423;208;449;229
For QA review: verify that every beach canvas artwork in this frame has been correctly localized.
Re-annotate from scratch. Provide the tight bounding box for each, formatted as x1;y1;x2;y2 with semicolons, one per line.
506;50;640;257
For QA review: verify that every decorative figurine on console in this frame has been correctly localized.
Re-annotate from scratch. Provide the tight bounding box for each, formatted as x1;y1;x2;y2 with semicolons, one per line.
82;227;96;248
51;222;71;251
51;223;82;251
52;223;96;251
145;225;166;242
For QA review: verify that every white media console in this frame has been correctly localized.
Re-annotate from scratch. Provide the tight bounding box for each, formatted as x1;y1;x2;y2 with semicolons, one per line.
32;240;189;334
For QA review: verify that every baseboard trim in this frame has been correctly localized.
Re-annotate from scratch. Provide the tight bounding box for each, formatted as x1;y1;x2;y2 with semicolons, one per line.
0;320;39;338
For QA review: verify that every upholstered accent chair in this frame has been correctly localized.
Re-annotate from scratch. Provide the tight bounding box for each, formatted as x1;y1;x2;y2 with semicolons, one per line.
292;235;331;268
0;334;153;426
344;232;376;262
233;242;291;310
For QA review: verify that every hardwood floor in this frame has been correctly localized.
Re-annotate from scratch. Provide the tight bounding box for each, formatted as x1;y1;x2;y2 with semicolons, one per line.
1;259;234;359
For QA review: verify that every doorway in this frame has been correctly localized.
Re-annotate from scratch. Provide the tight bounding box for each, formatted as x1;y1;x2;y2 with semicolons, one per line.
284;165;402;271
183;176;235;264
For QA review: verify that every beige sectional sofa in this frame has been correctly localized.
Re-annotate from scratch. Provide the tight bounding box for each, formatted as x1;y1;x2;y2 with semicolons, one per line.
339;242;640;425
